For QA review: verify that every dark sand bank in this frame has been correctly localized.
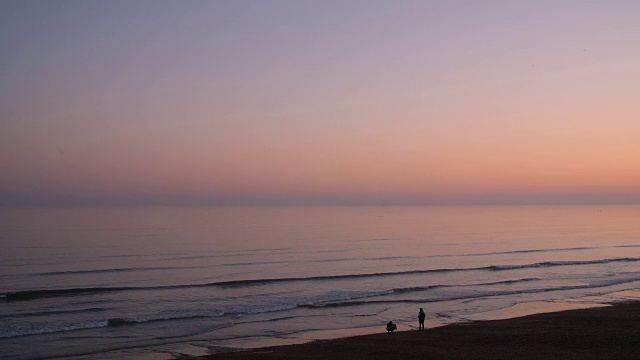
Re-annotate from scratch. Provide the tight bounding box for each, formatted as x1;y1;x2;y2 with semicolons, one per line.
200;301;640;360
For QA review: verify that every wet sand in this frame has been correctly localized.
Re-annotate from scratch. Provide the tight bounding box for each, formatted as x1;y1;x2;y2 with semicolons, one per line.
200;301;640;360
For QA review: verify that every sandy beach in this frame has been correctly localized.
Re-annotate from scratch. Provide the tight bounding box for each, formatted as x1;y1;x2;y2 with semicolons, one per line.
201;301;640;360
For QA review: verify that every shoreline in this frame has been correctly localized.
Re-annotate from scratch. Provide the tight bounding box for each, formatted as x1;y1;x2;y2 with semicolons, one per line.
197;301;640;360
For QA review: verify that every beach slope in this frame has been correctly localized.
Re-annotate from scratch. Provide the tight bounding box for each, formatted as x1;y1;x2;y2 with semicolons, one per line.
202;301;640;360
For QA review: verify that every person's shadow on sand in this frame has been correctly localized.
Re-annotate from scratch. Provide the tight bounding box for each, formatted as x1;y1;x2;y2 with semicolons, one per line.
386;321;397;333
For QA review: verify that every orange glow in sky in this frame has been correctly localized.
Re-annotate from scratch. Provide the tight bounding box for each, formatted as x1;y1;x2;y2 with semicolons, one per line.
1;1;639;205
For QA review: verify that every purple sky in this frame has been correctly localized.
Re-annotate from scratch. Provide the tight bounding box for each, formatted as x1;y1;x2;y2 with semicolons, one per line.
2;0;640;206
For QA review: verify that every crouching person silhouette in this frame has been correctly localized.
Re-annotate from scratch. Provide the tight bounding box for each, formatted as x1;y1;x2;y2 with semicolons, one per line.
386;321;397;333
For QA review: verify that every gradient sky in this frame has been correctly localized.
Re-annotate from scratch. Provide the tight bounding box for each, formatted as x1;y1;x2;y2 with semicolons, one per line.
2;0;640;206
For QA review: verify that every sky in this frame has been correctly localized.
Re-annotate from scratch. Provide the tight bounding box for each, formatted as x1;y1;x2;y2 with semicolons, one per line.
1;0;640;206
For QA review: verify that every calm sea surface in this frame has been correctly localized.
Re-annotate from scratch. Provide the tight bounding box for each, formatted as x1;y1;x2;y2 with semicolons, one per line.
2;206;640;359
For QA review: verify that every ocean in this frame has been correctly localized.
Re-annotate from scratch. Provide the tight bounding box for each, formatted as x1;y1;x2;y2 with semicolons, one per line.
2;205;640;359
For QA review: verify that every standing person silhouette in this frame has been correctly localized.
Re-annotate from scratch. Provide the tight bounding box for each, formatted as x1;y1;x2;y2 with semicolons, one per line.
418;308;426;330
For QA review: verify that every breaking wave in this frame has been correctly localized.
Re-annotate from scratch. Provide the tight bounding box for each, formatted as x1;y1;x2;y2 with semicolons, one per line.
5;257;640;302
3;273;640;339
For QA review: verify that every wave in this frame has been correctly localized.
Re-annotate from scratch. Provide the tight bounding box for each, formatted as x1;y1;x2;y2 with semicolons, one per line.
390;277;540;294
437;244;640;259
3;274;639;339
159;248;296;262
0;309;226;339
122;311;220;329
0;289;389;338
302;275;640;309
0;314;185;338
0;303;273;339
245;244;634;267
301;245;640;265
5;257;640;302
0;320;109;338
100;244;640;269
297;278;541;307
0;307;107;319
223;260;293;267
32;266;185;276
210;257;640;288
488;258;640;271
3;287;135;302
224;245;640;267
